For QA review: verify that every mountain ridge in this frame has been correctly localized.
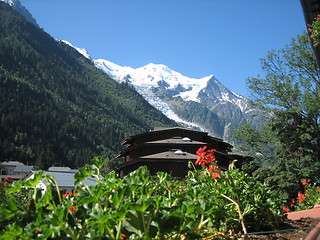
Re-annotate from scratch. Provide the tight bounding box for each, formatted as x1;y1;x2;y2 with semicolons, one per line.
61;39;257;141
0;0;38;26
0;2;177;167
92;57;257;141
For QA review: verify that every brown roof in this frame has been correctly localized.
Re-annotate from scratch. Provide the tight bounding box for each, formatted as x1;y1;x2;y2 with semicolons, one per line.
146;137;205;145
139;149;197;160
122;127;209;144
121;127;232;149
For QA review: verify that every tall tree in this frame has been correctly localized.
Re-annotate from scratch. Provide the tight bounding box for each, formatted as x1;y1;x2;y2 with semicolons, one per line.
233;33;320;199
247;33;320;161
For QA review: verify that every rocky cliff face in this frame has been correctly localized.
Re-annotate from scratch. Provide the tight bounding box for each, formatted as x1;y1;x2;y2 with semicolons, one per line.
93;59;261;141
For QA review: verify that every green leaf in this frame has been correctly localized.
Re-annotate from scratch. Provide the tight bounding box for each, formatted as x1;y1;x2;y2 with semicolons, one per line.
0;199;18;222
22;171;43;188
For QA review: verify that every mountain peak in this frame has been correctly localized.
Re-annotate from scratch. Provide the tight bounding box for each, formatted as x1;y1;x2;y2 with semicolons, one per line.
142;63;171;72
61;41;256;140
1;0;38;26
1;0;18;6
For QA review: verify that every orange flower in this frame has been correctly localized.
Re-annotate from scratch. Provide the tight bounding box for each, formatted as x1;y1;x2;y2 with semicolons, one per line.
301;179;310;186
282;206;290;213
69;206;77;213
290;199;296;207
212;171;221;180
297;192;306;202
208;165;218;172
207;164;221;179
121;234;127;240
63;192;76;198
195;146;216;166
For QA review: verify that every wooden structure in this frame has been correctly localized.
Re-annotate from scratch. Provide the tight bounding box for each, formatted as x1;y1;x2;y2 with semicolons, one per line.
115;127;252;178
300;0;320;67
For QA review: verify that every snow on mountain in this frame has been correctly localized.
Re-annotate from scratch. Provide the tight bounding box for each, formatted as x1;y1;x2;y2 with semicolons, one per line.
94;59;248;112
63;41;257;140
94;59;206;129
96;59;213;102
1;0;38;26
1;0;16;6
200;76;249;112
60;41;248;113
61;40;92;60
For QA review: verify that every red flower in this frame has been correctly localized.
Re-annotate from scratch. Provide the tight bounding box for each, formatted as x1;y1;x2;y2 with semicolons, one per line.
121;234;127;240
282;206;290;213
211;171;221;180
301;179;309;186
208;165;218;172
297;192;306;202
290;199;296;207
308;28;312;32
195;146;216;166
35;228;41;233
63;192;76;198
69;206;77;213
207;165;221;179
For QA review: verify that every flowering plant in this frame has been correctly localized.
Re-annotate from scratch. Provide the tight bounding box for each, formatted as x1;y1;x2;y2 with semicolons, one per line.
283;179;320;212
0;154;285;239
308;14;320;47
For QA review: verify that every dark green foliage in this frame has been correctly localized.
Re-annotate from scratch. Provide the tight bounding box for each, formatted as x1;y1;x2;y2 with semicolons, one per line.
0;2;177;168
233;33;320;200
0;159;285;239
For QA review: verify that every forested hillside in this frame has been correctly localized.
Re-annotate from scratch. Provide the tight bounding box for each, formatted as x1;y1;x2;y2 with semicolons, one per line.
0;2;177;168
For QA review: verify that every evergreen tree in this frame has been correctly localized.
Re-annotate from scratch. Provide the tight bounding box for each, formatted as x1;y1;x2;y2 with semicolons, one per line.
233;33;320;200
0;2;177;169
35;151;49;170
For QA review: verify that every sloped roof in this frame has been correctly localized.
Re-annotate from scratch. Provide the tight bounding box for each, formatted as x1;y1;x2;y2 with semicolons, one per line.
146;137;205;145
1;161;25;167
139;149;197;160
14;165;33;173
25;170;98;188
116;137;208;158
48;166;77;173
121;127;231;148
122;127;209;144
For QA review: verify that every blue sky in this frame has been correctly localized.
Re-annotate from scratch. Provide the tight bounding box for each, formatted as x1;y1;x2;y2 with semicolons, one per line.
21;0;306;97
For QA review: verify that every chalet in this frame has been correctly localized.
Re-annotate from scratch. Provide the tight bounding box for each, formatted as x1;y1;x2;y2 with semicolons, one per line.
116;127;252;178
23;170;98;192
0;161;34;182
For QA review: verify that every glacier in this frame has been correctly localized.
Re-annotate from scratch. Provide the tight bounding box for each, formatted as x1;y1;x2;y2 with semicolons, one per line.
61;40;256;140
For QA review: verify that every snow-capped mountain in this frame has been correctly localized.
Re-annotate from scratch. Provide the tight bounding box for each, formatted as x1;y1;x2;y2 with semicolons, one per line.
61;40;92;60
94;59;250;111
94;60;213;102
94;59;258;141
63;40;260;141
1;0;38;26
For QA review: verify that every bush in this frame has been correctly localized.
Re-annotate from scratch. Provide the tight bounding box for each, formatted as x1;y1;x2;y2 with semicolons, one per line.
0;155;285;239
